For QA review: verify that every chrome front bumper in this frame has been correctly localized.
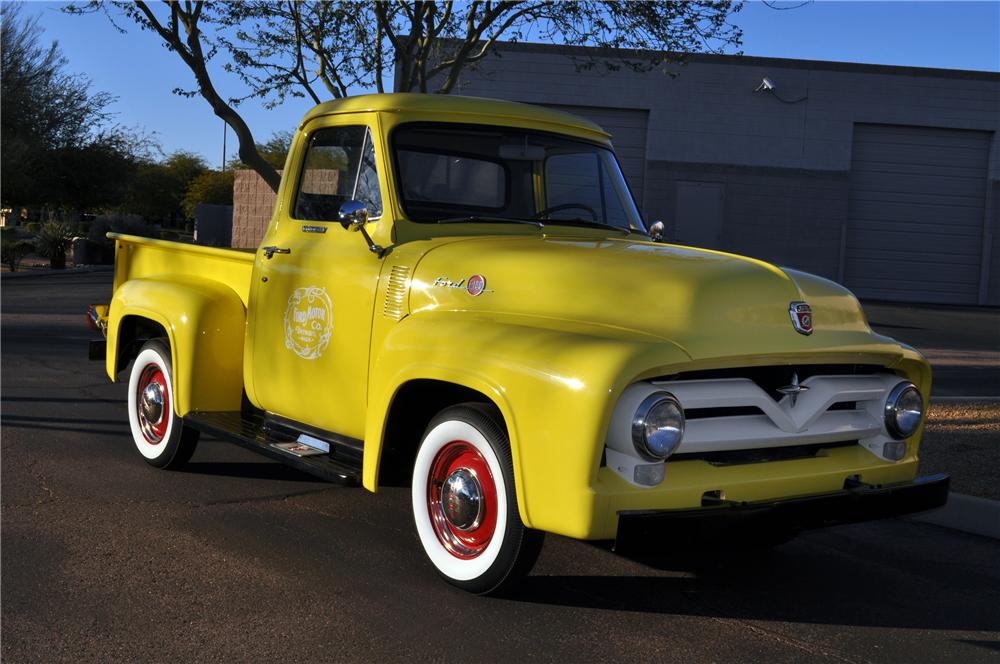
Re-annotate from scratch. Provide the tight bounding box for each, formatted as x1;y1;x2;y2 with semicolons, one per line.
615;473;950;549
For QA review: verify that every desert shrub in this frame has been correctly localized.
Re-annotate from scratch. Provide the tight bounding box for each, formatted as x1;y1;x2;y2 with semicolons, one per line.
1;228;35;272
34;221;74;268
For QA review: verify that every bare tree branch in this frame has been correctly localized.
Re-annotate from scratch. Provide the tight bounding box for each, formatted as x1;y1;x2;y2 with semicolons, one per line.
69;0;744;194
130;0;280;190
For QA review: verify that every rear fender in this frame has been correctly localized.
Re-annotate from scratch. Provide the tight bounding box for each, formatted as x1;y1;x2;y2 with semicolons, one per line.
107;277;246;416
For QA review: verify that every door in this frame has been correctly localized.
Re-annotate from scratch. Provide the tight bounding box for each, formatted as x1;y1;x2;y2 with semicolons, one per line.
246;119;386;440
845;124;991;304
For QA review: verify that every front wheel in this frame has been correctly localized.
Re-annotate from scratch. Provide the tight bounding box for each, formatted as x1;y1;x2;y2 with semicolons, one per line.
411;404;543;594
127;339;199;469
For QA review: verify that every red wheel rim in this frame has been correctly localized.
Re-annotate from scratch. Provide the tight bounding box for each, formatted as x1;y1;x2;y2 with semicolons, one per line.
426;441;498;559
136;363;170;444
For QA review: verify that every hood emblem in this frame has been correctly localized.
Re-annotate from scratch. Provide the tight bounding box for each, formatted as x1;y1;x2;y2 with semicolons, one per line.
777;372;809;407
789;301;813;335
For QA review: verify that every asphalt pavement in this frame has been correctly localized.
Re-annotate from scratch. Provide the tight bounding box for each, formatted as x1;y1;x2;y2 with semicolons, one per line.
2;270;999;663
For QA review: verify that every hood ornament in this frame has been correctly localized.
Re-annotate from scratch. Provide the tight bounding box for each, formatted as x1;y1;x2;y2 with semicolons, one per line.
789;301;813;335
777;372;809;407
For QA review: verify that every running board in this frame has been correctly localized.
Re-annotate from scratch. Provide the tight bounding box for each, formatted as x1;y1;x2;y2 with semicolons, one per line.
184;410;362;486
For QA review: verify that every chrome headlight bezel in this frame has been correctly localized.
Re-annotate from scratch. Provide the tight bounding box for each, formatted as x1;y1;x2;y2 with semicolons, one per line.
884;381;923;440
631;392;685;461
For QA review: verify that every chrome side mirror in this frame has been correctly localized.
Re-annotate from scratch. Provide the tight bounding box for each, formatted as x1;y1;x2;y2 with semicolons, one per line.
337;200;385;257
648;220;665;242
338;200;369;231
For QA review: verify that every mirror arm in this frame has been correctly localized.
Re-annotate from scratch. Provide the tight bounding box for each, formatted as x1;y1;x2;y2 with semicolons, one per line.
358;225;386;258
338;199;386;257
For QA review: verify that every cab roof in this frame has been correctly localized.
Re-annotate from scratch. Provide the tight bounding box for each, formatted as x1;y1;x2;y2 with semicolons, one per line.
298;92;609;139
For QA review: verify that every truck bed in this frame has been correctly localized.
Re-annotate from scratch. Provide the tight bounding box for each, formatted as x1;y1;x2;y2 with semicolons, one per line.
109;233;255;306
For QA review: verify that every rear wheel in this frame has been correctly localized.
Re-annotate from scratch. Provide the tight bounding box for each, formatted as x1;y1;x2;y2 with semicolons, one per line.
127;339;199;469
411;404;542;594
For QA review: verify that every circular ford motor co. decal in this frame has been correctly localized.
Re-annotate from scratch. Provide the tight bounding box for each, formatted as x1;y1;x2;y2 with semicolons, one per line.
283;286;333;360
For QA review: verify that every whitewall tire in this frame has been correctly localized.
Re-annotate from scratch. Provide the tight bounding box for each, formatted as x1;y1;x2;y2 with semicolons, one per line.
127;339;199;469
411;403;542;594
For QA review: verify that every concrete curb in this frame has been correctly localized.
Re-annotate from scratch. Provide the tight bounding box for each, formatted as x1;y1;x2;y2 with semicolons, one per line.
909;492;1000;540
0;266;113;279
930;396;1000;403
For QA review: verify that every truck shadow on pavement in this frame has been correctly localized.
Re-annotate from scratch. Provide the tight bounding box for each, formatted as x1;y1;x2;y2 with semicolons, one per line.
503;537;1000;632
180;461;327;483
0;413;130;438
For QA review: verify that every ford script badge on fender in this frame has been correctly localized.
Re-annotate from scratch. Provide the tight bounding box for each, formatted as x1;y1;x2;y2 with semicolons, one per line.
433;275;492;296
789;301;813;335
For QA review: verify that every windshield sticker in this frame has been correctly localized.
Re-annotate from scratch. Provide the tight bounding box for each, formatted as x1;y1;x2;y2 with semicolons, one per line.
284;286;333;360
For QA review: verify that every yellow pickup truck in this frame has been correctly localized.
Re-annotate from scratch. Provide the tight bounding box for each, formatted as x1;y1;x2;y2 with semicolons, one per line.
90;93;948;593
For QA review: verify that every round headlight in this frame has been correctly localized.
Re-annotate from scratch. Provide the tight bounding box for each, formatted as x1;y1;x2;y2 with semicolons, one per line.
884;382;923;439
631;393;685;461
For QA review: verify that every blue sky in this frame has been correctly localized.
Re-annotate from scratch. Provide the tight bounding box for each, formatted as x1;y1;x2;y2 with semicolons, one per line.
22;1;1000;165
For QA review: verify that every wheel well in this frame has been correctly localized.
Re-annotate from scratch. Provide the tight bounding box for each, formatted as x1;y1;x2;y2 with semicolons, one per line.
378;380;498;487
116;315;168;377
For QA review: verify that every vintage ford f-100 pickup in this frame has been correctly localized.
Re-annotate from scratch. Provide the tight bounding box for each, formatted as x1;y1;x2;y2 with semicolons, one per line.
89;93;948;593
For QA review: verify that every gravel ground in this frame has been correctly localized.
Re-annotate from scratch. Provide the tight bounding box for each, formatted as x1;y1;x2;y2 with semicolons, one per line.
920;401;1000;500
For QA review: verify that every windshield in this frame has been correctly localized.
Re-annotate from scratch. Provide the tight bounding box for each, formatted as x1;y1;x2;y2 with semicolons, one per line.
391;123;645;232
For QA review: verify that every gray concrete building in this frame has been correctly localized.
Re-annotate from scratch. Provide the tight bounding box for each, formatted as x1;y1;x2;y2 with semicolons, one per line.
424;42;1000;306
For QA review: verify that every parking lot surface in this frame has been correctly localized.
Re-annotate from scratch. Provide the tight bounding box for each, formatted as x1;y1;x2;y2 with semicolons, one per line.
2;271;999;663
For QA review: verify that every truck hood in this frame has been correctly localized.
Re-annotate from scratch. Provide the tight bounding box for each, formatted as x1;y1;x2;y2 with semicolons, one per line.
408;235;882;361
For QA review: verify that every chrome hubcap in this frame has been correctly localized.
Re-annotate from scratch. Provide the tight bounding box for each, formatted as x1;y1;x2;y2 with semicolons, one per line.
140;382;164;426
440;468;483;531
135;363;170;445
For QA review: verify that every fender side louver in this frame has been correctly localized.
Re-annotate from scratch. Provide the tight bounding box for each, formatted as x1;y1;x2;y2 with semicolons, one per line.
383;265;410;321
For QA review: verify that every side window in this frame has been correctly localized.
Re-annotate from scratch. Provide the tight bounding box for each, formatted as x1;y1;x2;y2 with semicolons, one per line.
294;126;383;221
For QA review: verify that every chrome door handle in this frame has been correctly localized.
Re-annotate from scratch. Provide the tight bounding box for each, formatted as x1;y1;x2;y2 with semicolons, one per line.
262;246;291;259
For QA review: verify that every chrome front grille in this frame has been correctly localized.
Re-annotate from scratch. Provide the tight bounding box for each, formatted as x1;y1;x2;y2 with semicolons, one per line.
649;374;899;454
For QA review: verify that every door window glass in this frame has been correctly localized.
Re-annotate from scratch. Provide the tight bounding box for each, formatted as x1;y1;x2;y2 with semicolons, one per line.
294;126;382;221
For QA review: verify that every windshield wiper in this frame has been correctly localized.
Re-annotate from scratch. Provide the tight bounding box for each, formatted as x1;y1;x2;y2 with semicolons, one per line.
541;217;635;234
436;215;544;228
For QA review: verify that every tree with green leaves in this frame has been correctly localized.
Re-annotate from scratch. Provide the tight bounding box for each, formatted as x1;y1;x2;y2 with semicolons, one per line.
183;169;235;218
1;3;148;210
252;130;295;169
121;151;209;223
70;1;743;193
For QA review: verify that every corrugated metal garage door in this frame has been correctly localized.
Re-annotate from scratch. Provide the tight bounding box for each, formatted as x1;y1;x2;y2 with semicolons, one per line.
544;105;649;206
845;124;991;304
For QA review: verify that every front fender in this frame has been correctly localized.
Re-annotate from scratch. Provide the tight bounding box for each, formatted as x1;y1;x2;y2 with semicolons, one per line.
107;277;246;416
365;312;689;538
